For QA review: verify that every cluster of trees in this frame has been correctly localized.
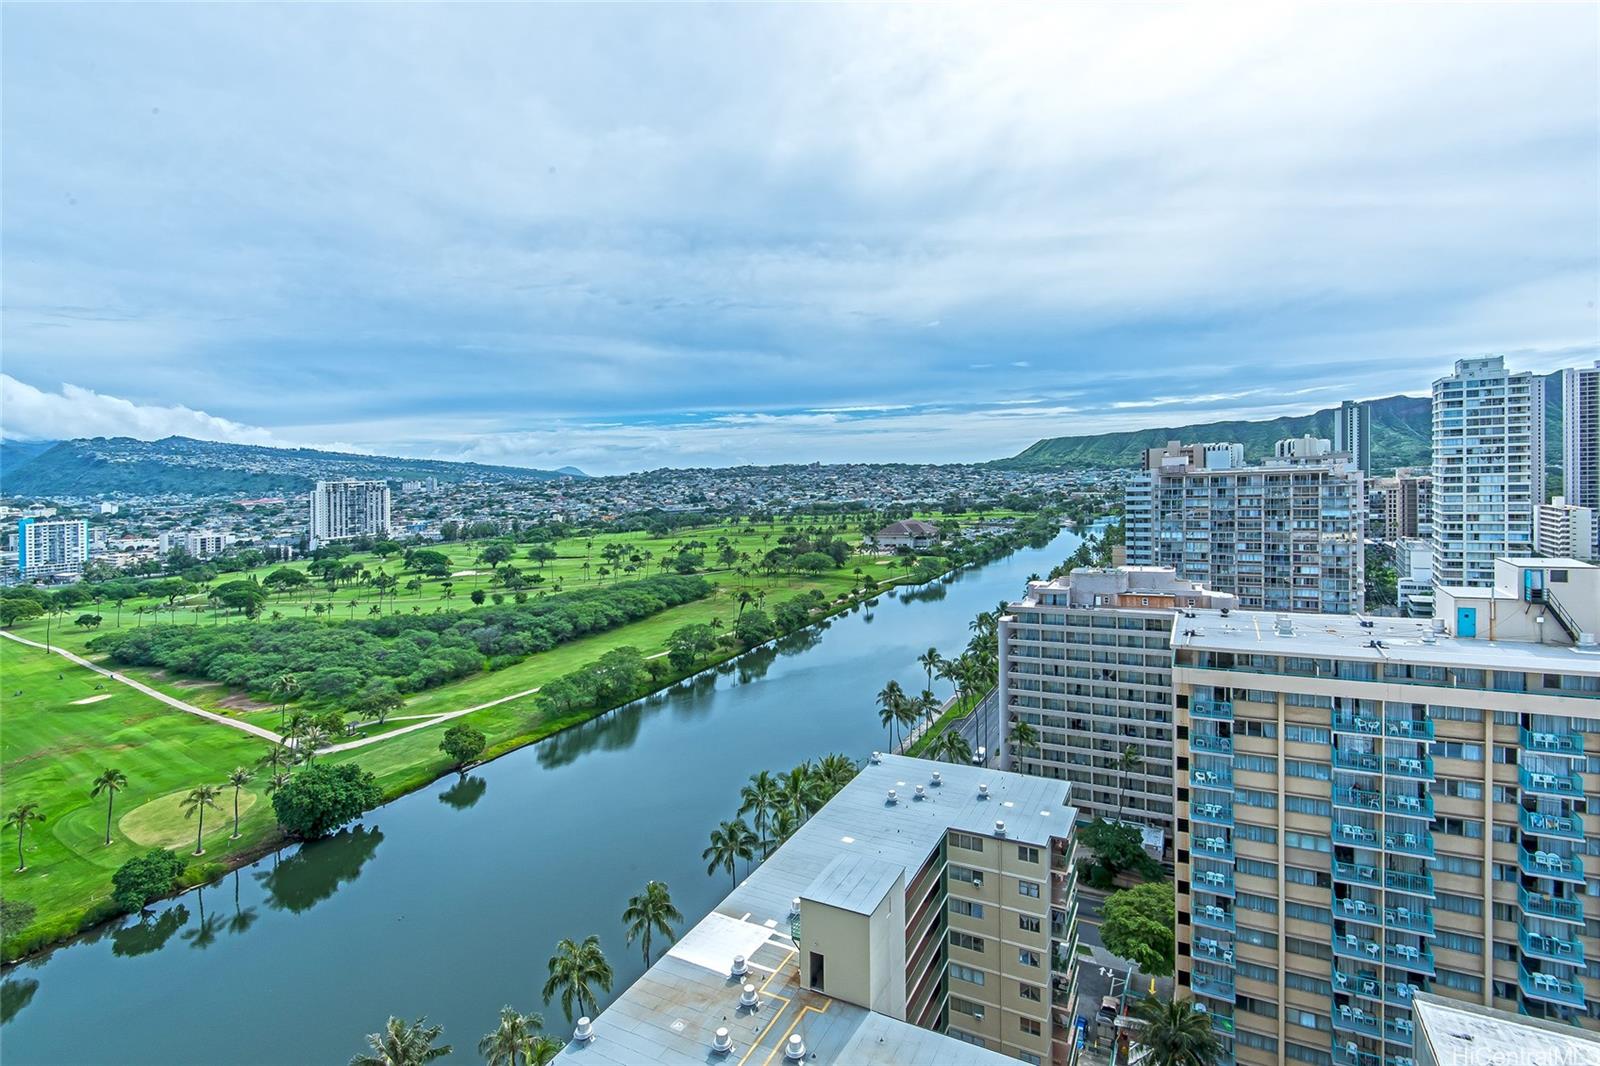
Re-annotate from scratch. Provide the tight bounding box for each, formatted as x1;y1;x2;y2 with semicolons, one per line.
701;756;860;885
1075;819;1164;889
88;575;712;710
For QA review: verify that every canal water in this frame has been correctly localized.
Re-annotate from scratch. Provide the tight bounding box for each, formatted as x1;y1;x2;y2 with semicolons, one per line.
1;527;1082;1065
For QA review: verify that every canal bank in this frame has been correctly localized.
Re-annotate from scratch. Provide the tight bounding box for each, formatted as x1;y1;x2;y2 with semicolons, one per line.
0;527;1082;1065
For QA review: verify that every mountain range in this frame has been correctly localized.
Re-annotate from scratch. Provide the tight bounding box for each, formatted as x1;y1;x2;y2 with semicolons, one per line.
0;436;582;498
1000;371;1565;481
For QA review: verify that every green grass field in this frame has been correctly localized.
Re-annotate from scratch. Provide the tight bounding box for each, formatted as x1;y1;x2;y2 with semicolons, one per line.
0;513;1024;955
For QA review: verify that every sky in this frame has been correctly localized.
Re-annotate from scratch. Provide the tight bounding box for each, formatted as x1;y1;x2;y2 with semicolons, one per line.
2;4;1597;475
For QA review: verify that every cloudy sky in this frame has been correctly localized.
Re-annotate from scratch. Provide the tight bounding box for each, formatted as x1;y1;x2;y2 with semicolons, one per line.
3;4;1596;474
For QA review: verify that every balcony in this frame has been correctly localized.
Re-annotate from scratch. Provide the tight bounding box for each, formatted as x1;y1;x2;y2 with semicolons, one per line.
1333;819;1380;848
1332;711;1383;736
1383;792;1432;819
1518;848;1585;883
1332;748;1382;774
1384;979;1423;1008
1382;830;1435;860
1519;927;1586;967
1518;963;1586;1008
1332;967;1382;1002
1384;869;1434;898
1195;903;1236;933
1333;785;1382;813
1193;834;1234;861
1519;767;1582;798
1519;807;1584;842
1191;767;1232;789
1193;800;1234;827
1520;726;1584;757
1332;1005;1381;1039
1383;905;1434;937
1192;734;1234;756
1192;699;1233;722
1193;866;1235;898
1193;935;1234;965
1383;754;1433;781
1384;943;1434;976
1332;1046;1382;1066
1519;886;1585;925
1383;1017;1416;1046
1384;718;1433;741
1334;895;1382;926
1192;967;1235;1003
1333;860;1381;890
1334;932;1384;965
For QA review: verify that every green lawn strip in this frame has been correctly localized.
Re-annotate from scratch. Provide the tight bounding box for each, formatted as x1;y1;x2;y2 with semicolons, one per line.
0;640;281;956
905;692;982;758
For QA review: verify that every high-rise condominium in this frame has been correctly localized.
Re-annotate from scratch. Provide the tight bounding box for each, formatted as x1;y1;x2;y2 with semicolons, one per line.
1431;356;1544;588
1563;361;1600;559
1335;399;1372;474
1124;439;1365;614
558;755;1081;1066
1171;556;1599;1066
998;567;1236;849
1372;467;1432;542
308;479;392;550
16;517;88;580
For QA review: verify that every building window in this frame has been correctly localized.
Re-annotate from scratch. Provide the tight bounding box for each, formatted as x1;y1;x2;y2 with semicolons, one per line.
950;898;986;919
950;832;985;852
1017;879;1041;899
950;931;985;953
948;1027;986;1048
1018;914;1041;934
949;865;984;885
1019;948;1041;968
1284;831;1328;853
1016;845;1040;863
950;963;985;986
1019;982;1042;1002
1285;796;1331;817
1020;1017;1041;1037
1437;931;1483;955
1285;759;1330;781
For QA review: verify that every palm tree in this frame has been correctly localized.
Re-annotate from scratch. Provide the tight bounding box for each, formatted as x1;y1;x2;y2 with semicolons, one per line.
813;753;859;800
917;647;941;692
478;1006;543;1066
5;802;45;872
770;806;799;846
622;881;683;965
894;697;920;749
702;819;754;887
542;935;613;1023
1130;996;1223;1066
776;765;818;824
181;785;222;856
739;771;781;857
350;1016;452;1066
526;1035;563;1066
226;767;253;838
89;767;129;846
876;680;906;748
1117;744;1143;823
1009;720;1040;765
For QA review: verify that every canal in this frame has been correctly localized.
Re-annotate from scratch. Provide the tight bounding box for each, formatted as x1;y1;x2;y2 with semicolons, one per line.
1;527;1082;1064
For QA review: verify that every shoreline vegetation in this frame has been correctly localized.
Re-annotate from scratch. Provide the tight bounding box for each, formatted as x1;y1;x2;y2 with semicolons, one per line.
1;511;1064;962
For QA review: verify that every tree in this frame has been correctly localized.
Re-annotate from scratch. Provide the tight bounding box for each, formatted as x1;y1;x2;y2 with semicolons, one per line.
271;763;382;839
622;880;683;965
0;598;43;628
111;848;187;913
702;819;755;887
1130;996;1223;1066
355;678;404;725
478;543;514;571
930;729;973;765
542;935;613;1023
181;785;222;856
731;609;775;647
87;767;130;846
5;802;45;872
1009;720;1039;762
471;589;487;606
876;680;906;749
665;623;716;672
917;647;942;692
74;613;103;629
1077;819;1162;888
526;1035;562;1066
439;724;486;774
226;767;253;839
1117;744;1143;822
350;1016;453;1066
1100;881;1176;976
479;1006;544;1066
739;770;781;857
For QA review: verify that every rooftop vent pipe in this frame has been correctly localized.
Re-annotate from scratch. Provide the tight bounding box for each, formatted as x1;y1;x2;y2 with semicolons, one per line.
731;955;748;977
914;784;926;800
869;751;882;764
712;1028;733;1054
886;789;897;804
978;783;990;799
931;771;943;786
573;1017;594;1043
785;1034;807;1061
995;820;1007;836
740;983;760;1009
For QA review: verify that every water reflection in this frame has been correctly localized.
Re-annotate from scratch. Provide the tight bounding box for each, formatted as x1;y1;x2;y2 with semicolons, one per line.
255;826;384;913
226;870;259;936
438;775;488;811
111;904;189;958
0;977;38;1025
898;582;948;605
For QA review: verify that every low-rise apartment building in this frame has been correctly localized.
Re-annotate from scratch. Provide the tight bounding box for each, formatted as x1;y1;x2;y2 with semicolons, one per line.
1169;600;1600;1066
559;754;1080;1066
998;567;1236;847
1536;500;1596;562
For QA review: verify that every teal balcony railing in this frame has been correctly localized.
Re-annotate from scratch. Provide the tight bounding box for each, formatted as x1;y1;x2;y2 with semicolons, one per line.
1518;848;1585;883
1192;699;1233;722
1331;966;1381;1001
1192;967;1235;1002
1519;885;1585;925
1384;979;1423;1008
1334;932;1383;964
1383;1017;1416;1046
1384;792;1433;819
1519;766;1582;797
1383;754;1434;780
1333;785;1382;813
1333;860;1381;889
1193;734;1234;756
1195;903;1235;933
1517;963;1585;1008
1384;718;1433;741
1192;800;1234;827
1519;807;1584;841
1332;748;1382;773
1519;927;1585;967
1193;834;1233;861
1383;905;1434;937
1191;767;1232;789
1385;943;1434;976
1193;935;1234;964
1333;818;1379;848
1520;726;1584;757
1332;1046;1381;1066
1384;869;1434;898
1331;1005;1381;1039
1193;866;1235;897
1332;711;1383;735
1334;895;1381;926
1382;830;1435;860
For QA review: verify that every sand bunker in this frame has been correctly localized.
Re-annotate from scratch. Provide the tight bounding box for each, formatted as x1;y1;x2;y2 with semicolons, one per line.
71;693;115;705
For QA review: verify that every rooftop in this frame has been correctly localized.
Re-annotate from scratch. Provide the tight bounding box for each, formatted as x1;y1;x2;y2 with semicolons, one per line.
1411;992;1600;1064
557;754;1074;1066
1171;608;1600;676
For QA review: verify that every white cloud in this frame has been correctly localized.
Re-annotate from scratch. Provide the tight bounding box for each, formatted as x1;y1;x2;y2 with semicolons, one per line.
0;374;286;446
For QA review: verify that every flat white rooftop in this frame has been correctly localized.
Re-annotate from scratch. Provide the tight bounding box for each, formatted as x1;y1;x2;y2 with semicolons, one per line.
1171;608;1600;676
1412;992;1600;1065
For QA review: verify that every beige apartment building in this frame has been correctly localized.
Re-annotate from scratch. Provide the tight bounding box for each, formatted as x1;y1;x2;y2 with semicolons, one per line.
1169;592;1600;1066
1373;468;1432;543
559;754;1081;1066
998;567;1237;848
